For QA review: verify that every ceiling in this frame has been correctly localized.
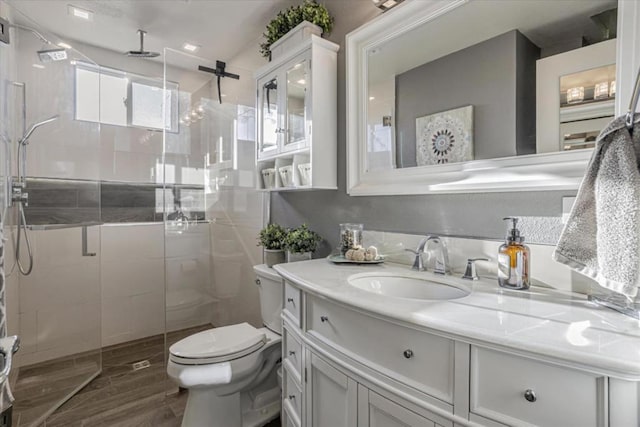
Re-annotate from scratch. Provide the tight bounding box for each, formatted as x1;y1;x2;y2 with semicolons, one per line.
7;0;300;66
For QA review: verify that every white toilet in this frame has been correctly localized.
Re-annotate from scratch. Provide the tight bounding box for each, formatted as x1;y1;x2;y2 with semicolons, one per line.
167;264;283;427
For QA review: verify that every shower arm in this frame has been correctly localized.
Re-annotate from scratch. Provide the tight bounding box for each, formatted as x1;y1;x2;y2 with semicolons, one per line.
8;23;51;45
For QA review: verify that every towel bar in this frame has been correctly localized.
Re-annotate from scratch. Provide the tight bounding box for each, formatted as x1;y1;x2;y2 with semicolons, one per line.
626;65;640;131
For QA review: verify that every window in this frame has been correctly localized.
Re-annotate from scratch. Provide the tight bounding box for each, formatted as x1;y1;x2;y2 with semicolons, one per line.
74;61;179;132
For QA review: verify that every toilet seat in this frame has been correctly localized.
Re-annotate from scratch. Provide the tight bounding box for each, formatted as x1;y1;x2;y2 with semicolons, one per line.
170;323;266;365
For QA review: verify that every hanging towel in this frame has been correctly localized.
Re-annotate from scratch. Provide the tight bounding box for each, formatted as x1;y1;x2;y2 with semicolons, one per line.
553;113;640;299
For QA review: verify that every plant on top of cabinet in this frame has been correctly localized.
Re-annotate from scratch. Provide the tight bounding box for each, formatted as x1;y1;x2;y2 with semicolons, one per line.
284;223;322;261
260;0;334;59
258;223;288;267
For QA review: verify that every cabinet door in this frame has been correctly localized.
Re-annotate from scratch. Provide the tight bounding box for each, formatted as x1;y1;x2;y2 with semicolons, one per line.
282;55;310;153
358;385;437;427
257;74;280;158
306;350;357;427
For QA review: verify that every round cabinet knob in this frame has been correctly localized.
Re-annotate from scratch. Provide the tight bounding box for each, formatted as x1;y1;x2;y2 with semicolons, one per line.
320;316;329;323
524;389;537;403
254;279;261;286
403;349;414;359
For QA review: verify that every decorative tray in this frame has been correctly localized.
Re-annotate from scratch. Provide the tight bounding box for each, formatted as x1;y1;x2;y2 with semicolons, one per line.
327;254;384;264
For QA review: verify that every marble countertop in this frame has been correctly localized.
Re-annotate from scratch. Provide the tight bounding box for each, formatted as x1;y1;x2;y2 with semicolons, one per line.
274;259;640;381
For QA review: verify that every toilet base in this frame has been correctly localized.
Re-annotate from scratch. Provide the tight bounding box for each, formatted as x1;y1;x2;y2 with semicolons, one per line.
181;381;281;427
182;388;241;427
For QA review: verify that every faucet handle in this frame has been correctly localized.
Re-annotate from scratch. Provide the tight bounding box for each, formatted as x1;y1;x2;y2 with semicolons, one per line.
462;258;488;281
404;248;425;271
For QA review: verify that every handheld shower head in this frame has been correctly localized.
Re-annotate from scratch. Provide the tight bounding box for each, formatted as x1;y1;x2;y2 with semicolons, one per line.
19;115;59;145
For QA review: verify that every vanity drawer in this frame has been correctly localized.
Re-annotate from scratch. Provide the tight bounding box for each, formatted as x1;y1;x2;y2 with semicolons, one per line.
306;295;454;403
284;364;303;421
283;325;303;382
470;346;605;427
283;281;302;327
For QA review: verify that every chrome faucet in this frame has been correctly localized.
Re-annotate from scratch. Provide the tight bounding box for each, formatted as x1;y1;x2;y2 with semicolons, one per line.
406;235;450;274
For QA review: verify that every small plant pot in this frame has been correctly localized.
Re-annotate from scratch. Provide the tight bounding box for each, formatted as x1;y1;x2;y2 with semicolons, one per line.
287;251;312;263
264;249;285;267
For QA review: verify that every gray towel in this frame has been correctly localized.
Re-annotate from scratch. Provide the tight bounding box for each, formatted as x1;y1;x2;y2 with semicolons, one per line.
553;113;640;299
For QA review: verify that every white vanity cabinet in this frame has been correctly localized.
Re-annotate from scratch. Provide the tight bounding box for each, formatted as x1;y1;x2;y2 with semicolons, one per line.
279;275;640;427
281;281;456;427
255;35;338;191
305;350;358;427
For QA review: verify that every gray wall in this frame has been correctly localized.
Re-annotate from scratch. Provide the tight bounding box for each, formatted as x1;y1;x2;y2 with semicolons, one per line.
270;2;577;252
395;30;539;167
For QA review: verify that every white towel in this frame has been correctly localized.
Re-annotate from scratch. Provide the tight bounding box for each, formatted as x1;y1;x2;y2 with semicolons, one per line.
553;113;640;299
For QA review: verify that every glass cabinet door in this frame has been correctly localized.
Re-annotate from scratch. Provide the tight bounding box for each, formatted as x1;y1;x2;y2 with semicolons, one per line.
283;59;308;149
259;76;279;157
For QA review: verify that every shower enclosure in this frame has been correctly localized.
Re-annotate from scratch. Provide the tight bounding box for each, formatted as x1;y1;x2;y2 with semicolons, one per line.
0;2;266;425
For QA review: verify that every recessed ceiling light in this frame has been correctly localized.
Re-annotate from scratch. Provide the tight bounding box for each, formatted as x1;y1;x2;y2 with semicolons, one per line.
297;79;306;85
57;42;72;49
182;42;200;52
369;96;375;101
68;5;94;21
32;64;45;69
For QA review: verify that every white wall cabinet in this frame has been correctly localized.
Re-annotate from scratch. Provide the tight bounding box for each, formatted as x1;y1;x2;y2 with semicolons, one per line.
281;278;640;427
255;35;338;191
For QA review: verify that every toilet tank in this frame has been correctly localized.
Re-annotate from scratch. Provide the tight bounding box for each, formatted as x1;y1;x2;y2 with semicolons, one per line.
253;264;283;334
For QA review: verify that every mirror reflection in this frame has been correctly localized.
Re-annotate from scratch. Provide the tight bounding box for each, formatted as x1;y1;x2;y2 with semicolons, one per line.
260;78;278;155
286;60;307;145
366;0;617;171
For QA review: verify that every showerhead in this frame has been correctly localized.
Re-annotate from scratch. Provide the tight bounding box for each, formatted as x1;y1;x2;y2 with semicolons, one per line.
19;115;59;146
125;29;159;58
37;47;68;63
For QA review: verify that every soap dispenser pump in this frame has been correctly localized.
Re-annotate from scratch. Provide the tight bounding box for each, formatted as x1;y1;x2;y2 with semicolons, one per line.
498;217;530;290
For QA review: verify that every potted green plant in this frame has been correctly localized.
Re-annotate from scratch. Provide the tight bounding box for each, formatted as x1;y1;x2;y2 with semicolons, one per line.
260;0;334;60
258;223;288;267
284;223;322;262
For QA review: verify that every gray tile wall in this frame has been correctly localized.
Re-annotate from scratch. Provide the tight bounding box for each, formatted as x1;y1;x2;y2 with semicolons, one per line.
23;178;204;224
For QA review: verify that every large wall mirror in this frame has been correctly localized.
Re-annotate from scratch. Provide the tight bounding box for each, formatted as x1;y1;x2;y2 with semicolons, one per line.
346;0;640;195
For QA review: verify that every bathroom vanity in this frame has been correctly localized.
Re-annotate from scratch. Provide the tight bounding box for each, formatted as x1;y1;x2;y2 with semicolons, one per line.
274;260;640;427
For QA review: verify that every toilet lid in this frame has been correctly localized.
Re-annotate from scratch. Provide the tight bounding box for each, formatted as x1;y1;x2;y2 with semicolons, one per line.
169;323;266;361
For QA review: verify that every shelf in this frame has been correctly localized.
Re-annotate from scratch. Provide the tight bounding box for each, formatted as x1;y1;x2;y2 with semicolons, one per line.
27;221;103;231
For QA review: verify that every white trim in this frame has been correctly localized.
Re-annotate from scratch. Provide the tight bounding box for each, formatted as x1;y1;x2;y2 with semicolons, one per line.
346;0;640;196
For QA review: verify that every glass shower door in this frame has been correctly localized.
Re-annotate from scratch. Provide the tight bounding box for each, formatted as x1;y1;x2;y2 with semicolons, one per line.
0;5;102;426
162;49;265;370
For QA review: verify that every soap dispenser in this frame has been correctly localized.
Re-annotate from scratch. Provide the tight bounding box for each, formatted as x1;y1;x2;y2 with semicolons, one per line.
498;217;530;290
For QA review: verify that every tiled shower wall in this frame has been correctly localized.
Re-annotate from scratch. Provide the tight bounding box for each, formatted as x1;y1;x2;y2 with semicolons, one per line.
23;178;205;224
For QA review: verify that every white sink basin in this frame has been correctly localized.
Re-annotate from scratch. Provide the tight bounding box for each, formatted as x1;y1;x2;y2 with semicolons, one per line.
348;272;470;300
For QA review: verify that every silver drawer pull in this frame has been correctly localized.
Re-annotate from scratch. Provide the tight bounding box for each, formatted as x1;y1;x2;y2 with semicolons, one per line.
287;298;294;303
288;350;295;356
403;349;414;359
320;316;329;323
255;279;261;286
524;389;537;403
288;395;296;400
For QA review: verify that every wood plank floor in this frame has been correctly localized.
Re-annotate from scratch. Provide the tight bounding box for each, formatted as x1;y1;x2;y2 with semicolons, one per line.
12;326;281;427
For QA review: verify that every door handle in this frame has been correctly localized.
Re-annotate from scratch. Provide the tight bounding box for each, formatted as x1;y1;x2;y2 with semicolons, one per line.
82;226;96;257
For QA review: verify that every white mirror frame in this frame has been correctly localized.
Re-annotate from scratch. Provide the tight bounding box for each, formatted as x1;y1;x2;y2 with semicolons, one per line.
346;0;640;196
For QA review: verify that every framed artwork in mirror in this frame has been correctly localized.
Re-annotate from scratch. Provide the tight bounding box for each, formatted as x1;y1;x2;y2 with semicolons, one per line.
416;105;473;165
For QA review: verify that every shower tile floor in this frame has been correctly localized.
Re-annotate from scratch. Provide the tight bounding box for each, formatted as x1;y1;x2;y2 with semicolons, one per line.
13;326;281;427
